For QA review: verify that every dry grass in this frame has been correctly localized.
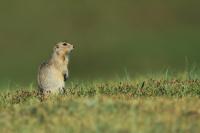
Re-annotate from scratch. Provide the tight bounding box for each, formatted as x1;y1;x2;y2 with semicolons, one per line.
0;73;200;133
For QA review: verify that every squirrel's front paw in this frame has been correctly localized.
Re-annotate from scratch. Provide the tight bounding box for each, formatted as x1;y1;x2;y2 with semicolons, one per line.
64;74;68;81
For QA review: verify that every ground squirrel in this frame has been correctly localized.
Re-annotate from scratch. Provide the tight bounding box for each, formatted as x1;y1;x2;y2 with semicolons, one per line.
37;41;74;94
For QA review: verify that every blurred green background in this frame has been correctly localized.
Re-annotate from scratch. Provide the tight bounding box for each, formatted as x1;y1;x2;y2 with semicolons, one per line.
0;0;200;85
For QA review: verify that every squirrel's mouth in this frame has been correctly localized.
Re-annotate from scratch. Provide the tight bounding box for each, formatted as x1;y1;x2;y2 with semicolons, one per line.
71;45;74;50
70;46;74;52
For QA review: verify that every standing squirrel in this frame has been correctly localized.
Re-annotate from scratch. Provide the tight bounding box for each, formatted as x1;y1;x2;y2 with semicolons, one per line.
37;42;74;94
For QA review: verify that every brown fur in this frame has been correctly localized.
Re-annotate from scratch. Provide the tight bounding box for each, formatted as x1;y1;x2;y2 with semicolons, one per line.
37;42;74;94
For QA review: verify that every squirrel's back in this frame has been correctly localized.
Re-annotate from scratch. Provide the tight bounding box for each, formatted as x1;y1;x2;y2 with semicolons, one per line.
38;60;65;94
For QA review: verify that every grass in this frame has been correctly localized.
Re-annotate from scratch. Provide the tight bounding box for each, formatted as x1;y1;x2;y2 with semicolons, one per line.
0;72;200;133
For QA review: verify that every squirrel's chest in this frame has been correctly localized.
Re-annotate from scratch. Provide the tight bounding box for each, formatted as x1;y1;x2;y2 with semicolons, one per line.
62;57;68;71
56;57;68;72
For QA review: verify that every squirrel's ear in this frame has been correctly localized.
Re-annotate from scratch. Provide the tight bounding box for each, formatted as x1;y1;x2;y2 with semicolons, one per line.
54;45;60;55
54;44;59;50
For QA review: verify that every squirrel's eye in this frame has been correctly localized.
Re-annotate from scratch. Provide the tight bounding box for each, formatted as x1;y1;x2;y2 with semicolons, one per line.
63;43;67;46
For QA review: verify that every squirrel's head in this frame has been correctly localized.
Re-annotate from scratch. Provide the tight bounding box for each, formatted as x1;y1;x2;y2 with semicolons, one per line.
53;41;74;56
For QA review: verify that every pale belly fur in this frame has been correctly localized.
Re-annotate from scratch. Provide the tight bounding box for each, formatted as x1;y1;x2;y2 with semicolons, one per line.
38;66;65;94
